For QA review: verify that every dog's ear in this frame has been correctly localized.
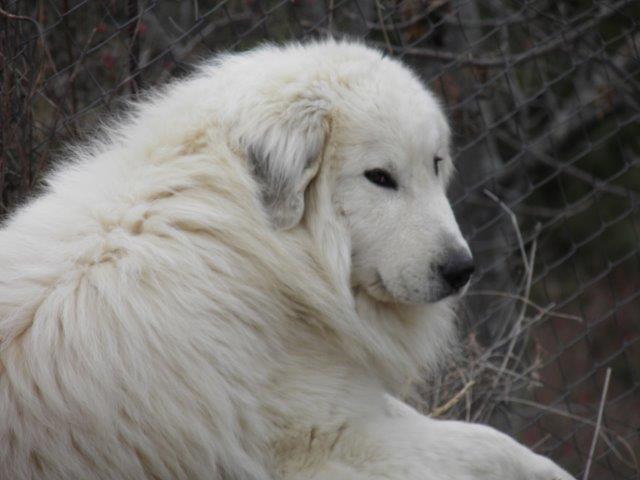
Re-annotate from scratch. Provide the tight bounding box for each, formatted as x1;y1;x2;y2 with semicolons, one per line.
244;95;330;230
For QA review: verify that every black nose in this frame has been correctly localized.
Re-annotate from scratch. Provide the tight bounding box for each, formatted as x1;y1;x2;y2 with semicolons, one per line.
438;252;475;292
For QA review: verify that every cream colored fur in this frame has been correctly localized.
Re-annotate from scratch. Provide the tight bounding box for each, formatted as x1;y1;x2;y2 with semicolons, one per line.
0;40;573;479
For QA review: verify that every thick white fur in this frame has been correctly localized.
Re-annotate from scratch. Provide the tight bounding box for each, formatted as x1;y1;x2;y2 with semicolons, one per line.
0;40;573;479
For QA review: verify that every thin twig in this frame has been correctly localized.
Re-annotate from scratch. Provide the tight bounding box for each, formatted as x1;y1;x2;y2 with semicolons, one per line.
373;0;632;67
503;395;637;470
530;433;552;452
469;290;583;321
169;12;254;63
430;380;476;417
495;129;640;203
375;1;393;55
496;226;538;389
483;189;530;272
583;368;612;480
0;6;57;73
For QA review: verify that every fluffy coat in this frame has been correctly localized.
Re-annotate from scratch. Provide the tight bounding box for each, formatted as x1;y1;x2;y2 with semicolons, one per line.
0;40;573;479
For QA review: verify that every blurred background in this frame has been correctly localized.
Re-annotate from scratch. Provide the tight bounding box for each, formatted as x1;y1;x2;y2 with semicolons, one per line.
1;1;639;478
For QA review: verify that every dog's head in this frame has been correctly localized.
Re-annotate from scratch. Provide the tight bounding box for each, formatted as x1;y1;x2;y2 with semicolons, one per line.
228;41;473;306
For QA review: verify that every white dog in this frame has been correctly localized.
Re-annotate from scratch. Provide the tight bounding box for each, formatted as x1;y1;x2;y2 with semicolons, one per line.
0;40;573;479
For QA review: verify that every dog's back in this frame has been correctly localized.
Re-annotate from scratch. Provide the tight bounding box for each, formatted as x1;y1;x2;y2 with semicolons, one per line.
0;97;281;479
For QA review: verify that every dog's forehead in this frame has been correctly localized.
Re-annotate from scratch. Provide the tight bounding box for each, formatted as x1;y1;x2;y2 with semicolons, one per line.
389;103;449;162
377;83;449;152
342;106;448;171
334;59;450;164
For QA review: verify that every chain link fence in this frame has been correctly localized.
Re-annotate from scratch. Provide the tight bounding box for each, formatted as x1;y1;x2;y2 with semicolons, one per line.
2;1;639;478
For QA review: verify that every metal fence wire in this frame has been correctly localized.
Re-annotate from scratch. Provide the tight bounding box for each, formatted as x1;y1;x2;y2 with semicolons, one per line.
2;1;640;478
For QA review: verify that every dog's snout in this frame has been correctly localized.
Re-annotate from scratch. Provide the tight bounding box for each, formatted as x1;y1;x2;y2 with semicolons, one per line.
438;251;475;292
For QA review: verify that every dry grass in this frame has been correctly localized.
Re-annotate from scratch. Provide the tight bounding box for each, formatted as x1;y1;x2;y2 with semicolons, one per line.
408;193;639;478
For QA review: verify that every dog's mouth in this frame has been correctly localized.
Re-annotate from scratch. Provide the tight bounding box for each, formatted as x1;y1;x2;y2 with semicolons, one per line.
361;271;397;303
365;271;426;305
366;271;464;305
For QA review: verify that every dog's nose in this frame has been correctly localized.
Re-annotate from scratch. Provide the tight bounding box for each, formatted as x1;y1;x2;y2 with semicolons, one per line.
438;251;475;292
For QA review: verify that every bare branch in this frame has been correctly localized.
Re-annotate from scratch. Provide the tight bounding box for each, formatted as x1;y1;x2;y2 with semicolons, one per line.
374;0;632;67
583;368;612;480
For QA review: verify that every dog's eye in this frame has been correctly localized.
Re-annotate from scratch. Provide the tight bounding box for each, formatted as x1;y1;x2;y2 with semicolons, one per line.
434;156;443;176
364;169;397;190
